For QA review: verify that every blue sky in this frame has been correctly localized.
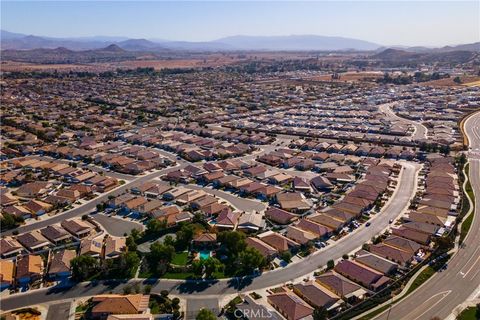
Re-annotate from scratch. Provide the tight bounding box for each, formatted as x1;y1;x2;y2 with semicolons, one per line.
1;1;479;46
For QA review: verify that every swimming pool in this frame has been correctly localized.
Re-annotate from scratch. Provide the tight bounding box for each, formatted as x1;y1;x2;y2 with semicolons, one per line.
199;250;212;260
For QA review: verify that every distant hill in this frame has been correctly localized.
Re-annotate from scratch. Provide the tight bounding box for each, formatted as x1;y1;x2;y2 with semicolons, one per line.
214;35;381;51
1;29;479;53
373;48;477;64
117;39;162;51
1;45;137;64
437;42;480;52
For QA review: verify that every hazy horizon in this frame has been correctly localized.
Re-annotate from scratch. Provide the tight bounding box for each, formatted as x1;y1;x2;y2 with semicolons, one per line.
1;1;479;47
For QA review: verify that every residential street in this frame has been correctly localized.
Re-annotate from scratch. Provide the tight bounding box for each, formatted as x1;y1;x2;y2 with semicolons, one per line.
379;103;428;141
0;162;420;312
373;111;480;320
1;164;186;236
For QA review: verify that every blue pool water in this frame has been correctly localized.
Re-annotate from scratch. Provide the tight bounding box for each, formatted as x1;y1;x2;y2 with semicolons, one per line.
199;250;211;260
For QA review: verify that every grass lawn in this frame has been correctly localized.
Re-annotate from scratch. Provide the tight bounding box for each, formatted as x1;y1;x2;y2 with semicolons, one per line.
358;304;391;320
406;266;435;295
171;252;189;265
460;164;476;244
457;306;478;320
163;272;196;279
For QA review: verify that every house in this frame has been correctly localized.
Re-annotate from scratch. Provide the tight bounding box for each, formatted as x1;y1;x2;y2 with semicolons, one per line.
202;202;230;216
275;192;311;213
0;237;24;258
3;205;32;220
309;213;344;232
286;226;317;245
90;294;150;319
391;226;431;245
265;207;299;225
334;260;390;291
191;195;218;210
48;249;76;280
310;176;333;192
245;237;278;259
293;281;341;310
0;260;14;291
61;218;94;238
267;291;314;320
176;190;206;205
355;250;398;275
15;255;44;287
257;231;299;252
316;271;367;302
56;189;81;202
192;233;217;248
24;200;53;216
292;177;312;193
17;230;51;252
40;225;73;245
237;213;266;231
137;199;164;215
15;182;52;198
108;194;135;208
104;236;126;259
80;238;103;257
215;209;240;229
256;185;283;200
296;219;331;238
236;295;282;320
143;183;172;199
162;187;190;201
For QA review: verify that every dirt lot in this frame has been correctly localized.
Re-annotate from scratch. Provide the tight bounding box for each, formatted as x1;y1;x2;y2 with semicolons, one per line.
418;75;480;87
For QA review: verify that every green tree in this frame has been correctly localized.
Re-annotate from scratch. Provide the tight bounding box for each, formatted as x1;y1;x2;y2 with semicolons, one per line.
327;259;335;270
175;224;196;250
218;231;246;257
196;308;217;320
146;218;167;235
126;235;138;252
192;260;204;277
313;306;328;320
204;257;222;278
121;251;141;277
238;247;266;275
148;242;175;274
280;251;292;263
71;255;100;281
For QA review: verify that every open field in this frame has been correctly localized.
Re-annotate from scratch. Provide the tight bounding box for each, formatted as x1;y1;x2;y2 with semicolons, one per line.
418;75;480;87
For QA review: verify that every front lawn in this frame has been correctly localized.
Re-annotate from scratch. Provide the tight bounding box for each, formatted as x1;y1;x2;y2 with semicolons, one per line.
171;252;189;265
406;266;435;295
456;306;478;320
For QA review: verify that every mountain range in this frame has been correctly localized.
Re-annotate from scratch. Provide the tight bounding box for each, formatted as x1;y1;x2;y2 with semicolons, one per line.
1;30;479;52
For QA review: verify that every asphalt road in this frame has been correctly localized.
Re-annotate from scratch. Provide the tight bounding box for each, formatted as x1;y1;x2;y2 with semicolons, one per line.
379;103;428;141
45;302;71;320
91;214;144;237
183;184;267;213
373;111;480;320
0;162;420;312
2;164;185;236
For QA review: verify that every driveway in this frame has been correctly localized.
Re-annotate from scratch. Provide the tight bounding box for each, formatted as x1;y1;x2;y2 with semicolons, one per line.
183;184;267;213
92;214;144;237
0;162;420;312
46;302;71;320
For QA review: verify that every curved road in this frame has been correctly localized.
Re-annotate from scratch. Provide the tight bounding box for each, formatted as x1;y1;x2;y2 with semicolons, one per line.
373;111;480;320
379;103;428;141
0;162;420;311
2;164;186;237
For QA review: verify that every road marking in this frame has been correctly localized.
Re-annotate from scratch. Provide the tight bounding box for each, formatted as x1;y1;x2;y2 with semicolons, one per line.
463;254;480;278
407;290;451;320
